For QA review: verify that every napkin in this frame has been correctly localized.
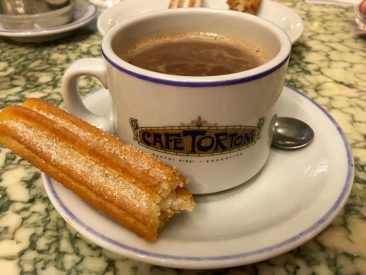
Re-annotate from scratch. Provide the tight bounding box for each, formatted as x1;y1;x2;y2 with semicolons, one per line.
305;0;360;5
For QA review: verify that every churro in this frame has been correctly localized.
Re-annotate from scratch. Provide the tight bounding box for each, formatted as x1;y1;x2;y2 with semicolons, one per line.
0;99;194;241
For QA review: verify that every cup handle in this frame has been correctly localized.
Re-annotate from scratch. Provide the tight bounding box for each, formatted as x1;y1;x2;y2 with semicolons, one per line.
62;58;114;132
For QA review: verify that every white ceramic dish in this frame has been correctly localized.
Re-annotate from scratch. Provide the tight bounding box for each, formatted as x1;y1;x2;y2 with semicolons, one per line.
97;0;304;44
0;0;97;43
42;86;353;269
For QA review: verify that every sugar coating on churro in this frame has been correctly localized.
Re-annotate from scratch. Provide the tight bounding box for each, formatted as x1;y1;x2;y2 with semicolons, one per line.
0;100;194;241
23;99;187;198
6;120;155;215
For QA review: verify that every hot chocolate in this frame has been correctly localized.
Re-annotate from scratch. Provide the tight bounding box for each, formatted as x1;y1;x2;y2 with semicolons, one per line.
117;32;270;76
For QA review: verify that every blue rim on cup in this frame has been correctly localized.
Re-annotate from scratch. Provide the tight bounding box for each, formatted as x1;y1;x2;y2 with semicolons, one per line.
101;8;291;87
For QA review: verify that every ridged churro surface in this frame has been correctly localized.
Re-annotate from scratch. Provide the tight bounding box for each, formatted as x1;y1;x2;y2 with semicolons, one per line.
0;99;194;241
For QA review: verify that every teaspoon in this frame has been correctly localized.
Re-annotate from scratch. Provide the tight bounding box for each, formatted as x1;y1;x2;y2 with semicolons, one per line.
272;117;314;150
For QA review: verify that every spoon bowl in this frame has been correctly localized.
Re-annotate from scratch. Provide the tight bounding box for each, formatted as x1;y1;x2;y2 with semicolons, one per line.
272;117;314;150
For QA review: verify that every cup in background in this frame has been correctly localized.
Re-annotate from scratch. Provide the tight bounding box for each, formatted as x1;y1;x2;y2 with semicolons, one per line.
0;0;75;30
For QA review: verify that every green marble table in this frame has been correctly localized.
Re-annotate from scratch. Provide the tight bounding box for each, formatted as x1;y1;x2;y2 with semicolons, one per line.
0;0;365;274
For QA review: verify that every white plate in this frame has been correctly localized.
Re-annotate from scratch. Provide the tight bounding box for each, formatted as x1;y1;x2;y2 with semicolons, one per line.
42;86;354;269
97;0;304;44
0;0;97;43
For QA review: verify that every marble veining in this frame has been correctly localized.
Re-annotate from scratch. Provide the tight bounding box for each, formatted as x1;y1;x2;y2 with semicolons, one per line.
0;0;366;274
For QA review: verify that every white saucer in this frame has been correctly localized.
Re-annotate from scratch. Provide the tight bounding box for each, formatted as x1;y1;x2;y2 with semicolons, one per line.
0;0;97;43
42;86;353;269
97;0;304;44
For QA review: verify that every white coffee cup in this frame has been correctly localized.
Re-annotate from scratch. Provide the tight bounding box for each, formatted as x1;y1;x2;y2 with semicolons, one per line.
62;8;291;194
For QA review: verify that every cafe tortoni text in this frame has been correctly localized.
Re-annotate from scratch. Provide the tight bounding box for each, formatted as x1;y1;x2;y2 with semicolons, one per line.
130;116;265;156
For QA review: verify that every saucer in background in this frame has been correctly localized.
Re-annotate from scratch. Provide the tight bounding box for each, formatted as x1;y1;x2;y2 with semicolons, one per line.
97;0;304;44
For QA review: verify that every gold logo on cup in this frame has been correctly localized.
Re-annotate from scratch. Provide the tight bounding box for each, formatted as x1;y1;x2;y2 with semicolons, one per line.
130;116;265;156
